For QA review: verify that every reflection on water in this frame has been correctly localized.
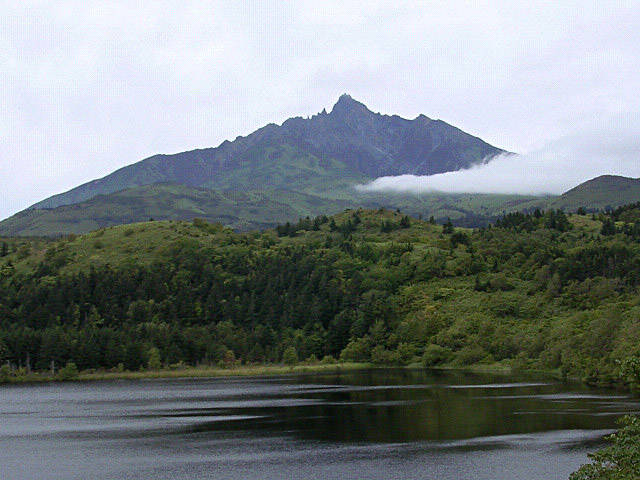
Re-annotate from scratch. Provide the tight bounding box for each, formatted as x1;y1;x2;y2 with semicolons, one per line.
0;368;637;480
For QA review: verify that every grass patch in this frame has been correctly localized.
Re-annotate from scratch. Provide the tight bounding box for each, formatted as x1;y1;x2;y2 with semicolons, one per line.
0;362;372;385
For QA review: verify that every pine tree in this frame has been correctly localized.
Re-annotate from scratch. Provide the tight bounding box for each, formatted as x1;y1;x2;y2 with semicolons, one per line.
601;218;616;236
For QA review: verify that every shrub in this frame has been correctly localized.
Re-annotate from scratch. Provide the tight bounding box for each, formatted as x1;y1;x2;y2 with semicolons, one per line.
0;364;12;382
370;345;400;365
321;355;336;364
570;415;640;479
282;346;298;366
147;347;162;370
222;349;236;368
422;344;453;367
17;244;31;259
58;362;79;380
396;342;417;365
339;337;371;362
454;345;488;366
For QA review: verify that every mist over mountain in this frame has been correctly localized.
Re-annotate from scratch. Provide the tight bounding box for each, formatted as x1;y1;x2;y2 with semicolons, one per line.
2;95;637;238
360;114;640;195
0;95;514;236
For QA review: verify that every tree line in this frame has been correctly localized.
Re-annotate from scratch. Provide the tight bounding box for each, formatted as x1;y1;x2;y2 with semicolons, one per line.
1;207;640;387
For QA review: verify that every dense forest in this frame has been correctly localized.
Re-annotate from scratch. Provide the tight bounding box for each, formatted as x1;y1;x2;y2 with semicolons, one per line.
2;206;640;388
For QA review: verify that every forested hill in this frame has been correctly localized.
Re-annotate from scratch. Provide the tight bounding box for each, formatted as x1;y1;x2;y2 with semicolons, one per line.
2;207;640;388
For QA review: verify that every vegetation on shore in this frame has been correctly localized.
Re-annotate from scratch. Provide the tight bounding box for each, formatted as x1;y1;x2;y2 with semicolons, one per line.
570;416;640;480
0;359;370;384
3;206;640;392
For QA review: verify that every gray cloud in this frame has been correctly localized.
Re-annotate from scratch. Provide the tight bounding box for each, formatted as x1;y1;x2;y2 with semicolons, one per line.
2;1;640;219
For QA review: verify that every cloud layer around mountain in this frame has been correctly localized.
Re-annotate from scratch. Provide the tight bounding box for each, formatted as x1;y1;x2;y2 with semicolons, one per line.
359;115;640;195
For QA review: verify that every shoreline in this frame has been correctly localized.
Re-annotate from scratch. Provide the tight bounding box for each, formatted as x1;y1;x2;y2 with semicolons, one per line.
0;362;374;385
0;361;580;387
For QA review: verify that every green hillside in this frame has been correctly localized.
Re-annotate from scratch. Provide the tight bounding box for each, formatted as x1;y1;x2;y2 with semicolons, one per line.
4;174;639;237
0;184;356;236
0;180;547;236
2;206;640;392
550;175;640;211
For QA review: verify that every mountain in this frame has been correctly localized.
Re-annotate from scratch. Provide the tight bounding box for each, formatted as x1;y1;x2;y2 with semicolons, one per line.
551;175;640;211
1;95;512;236
4;95;637;238
26;94;504;210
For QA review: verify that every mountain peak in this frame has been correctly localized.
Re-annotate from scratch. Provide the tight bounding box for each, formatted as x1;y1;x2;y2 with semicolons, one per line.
330;94;370;116
337;93;355;103
19;96;506;224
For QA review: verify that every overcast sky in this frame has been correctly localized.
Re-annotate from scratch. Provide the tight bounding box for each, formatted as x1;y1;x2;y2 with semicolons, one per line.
2;1;639;219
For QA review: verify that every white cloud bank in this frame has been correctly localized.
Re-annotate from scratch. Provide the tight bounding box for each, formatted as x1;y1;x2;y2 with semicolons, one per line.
358;115;640;196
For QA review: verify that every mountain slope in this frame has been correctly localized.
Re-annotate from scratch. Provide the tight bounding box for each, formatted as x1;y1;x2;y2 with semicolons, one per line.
551;175;640;211
29;95;505;210
1;182;546;236
0;184;357;236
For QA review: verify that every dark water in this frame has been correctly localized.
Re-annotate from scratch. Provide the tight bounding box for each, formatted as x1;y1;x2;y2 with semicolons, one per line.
1;369;638;480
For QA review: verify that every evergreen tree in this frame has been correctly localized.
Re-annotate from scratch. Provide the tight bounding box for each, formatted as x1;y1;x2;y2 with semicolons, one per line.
601;218;616;236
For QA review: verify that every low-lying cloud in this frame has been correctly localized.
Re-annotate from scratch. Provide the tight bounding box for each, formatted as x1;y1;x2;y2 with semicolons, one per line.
359;116;640;196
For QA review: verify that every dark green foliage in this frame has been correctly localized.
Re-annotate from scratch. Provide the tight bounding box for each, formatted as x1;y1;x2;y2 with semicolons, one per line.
380;220;397;233
276;216;329;237
421;344;452;366
450;231;470;249
601;218;617;236
57;362;79;380
442;218;454;234
3;206;640;386
0;338;7;363
543;209;571;231
494;209;571;232
570;416;640;480
282;346;298;366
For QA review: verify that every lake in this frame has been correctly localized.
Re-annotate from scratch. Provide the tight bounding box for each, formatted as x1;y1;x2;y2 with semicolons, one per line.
1;368;638;480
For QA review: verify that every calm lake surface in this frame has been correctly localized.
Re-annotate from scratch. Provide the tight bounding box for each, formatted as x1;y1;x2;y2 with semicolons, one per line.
1;368;638;480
